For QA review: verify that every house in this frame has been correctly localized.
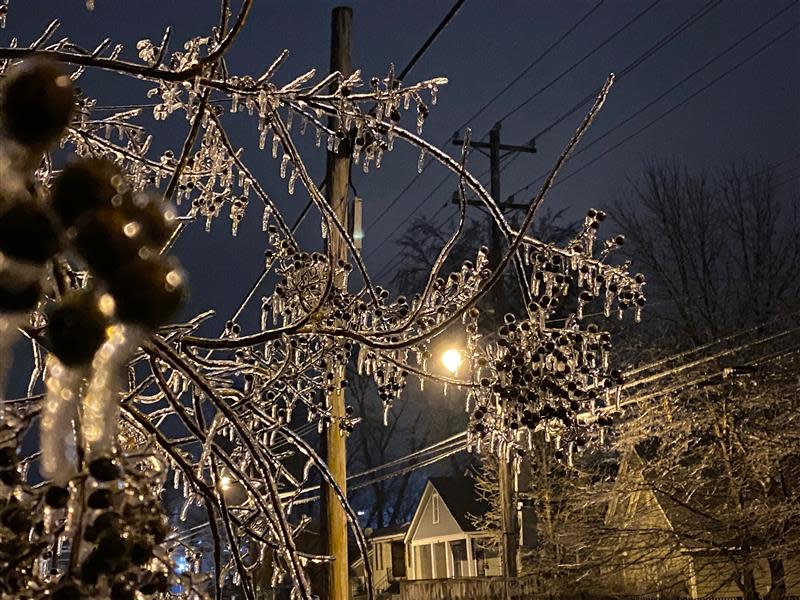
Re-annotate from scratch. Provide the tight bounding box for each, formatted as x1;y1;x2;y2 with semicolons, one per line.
604;448;800;598
404;476;500;580
351;523;409;598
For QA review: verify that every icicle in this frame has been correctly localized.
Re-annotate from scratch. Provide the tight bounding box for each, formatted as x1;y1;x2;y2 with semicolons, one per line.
417;148;425;173
280;154;290;178
382;403;390;426
272;133;280;158
262;205;272;231
179;494;195;521
40;358;85;485
82;325;142;459
288;168;298;195
0;313;26;404
356;346;367;374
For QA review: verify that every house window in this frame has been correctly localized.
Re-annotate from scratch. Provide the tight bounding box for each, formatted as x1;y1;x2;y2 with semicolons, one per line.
432;494;440;524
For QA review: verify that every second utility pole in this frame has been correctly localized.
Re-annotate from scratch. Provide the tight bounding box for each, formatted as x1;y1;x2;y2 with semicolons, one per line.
321;6;351;600
453;122;536;598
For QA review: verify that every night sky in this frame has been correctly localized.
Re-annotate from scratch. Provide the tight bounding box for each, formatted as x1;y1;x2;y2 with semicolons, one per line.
4;0;799;341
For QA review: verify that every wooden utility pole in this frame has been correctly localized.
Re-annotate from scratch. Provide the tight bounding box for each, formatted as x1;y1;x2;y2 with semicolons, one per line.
320;7;352;600
453;123;536;597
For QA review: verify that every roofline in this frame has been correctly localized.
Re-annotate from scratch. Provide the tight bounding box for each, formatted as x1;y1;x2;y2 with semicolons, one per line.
371;532;407;542
405;479;478;543
404;481;438;544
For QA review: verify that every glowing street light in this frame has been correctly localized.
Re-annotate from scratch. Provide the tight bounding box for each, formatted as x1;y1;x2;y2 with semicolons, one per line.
219;474;232;492
441;348;463;374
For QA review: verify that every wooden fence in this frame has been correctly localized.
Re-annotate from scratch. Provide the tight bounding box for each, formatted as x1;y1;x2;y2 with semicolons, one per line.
399;576;543;600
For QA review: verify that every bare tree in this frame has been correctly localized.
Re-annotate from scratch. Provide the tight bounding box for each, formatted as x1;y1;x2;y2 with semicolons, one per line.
615;159;800;344
346;368;452;530
560;159;800;599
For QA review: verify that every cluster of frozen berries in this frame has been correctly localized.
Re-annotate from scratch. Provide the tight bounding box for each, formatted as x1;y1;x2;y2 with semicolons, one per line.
45;457;171;600
0;58;187;598
0;59;185;368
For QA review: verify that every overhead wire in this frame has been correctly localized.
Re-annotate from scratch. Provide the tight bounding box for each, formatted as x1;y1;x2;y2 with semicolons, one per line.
368;0;717;278
498;0;725;175
493;0;667;126
397;0;468;82
362;0;610;236
450;0;607;143
509;17;799;197
292;440;468;506
601;343;800;416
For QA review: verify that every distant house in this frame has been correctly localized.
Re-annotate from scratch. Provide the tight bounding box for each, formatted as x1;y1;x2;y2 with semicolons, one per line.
404;476;500;580
604;448;800;598
351;523;409;598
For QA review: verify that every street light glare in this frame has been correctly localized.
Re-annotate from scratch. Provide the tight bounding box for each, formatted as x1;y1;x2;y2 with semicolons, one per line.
442;348;463;374
219;475;232;491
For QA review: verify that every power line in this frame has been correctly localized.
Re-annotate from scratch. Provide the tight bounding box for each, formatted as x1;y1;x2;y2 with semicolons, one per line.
493;0;665;126
397;0;468;82
172;435;470;540
499;0;724;176
456;0;607;141
375;147;797;284
510;18;799;198
293;441;468;506
368;0;695;277
363;1;608;235
604;344;800;417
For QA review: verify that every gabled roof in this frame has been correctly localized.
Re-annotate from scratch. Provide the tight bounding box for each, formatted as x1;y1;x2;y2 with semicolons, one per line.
405;475;491;544
428;476;489;532
610;446;724;551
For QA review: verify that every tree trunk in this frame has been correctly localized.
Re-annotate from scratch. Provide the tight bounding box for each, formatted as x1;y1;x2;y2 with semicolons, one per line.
765;558;786;600
739;568;760;600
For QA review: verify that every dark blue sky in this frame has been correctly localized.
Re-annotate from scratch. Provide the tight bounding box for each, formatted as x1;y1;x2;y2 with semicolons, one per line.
5;0;799;335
